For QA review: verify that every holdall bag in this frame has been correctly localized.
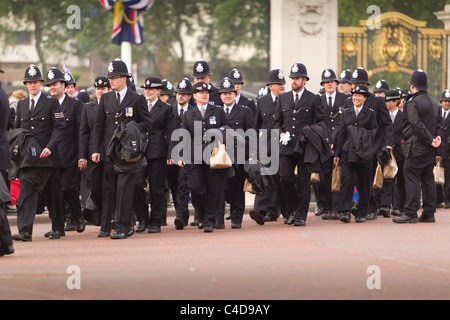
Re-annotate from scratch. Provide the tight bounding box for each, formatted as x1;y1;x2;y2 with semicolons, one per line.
310;173;320;183
210;140;232;169
331;165;341;192
434;162;445;186
373;162;384;190
383;150;398;179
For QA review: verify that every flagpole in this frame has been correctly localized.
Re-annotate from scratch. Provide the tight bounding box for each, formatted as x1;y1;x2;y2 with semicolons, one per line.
121;41;132;73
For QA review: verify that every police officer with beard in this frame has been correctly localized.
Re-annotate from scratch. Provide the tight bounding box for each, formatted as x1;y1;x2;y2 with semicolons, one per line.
394;69;442;223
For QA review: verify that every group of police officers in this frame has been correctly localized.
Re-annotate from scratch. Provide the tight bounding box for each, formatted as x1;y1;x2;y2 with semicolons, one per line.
0;57;445;255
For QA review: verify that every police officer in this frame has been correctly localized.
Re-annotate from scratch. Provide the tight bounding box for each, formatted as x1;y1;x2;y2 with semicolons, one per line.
64;73;77;98
334;85;378;223
46;67;85;234
273;62;327;226
318;68;348;220
250;69;286;224
338;69;352;94
378;90;405;218
228;68;256;116
79;76;111;223
374;80;389;98
346;67;394;220
191;60;223;107
220;77;256;229
436;90;450;208
0;63;14;256
160;79;176;106
135;77;174;234
169;78;195;230
92;59;152;239
12;65;66;241
394;69;442;223
178;82;231;232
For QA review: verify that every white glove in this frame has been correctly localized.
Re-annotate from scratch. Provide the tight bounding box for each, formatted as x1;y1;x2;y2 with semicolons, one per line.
280;132;291;146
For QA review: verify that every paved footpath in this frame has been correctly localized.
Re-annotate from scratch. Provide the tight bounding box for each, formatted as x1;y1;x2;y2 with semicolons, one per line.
2;209;450;301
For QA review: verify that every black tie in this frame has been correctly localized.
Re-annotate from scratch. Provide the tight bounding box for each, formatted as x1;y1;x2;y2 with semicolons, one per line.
226;107;230;115
274;97;278;107
295;94;299;104
30;98;35;114
328;96;333;109
116;92;121;107
179;108;184;118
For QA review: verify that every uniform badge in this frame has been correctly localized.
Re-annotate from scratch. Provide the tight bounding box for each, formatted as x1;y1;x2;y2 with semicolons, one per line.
64;73;72;82
28;66;37;77
125;107;133;117
180;80;187;89
108;63;114;73
324;69;331;78
278;70;284;80
446;90;450;99
196;63;204;74
291;64;299;73
233;69;241;79
352;70;359;79
223;79;231;89
209;116;217;125
48;70;55;80
376;81;382;89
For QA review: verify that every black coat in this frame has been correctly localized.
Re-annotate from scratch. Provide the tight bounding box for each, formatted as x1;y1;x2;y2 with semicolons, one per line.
93;88;152;163
321;91;348;143
335;104;378;162
0;85;11;171
15;93;65;168
146;98;174;160
79;99;99;160
224;103;256;161
273;89;327;156
180;104;230;164
344;93;394;152
392;110;405;162
402;91;442;158
238;94;256;116
255;93;278;158
59;94;84;168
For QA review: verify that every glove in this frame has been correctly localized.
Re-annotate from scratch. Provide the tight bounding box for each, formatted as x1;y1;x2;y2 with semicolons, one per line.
280;132;291;146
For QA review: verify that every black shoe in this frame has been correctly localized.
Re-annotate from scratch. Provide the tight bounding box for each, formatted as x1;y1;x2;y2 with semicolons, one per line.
231;221;241;229
48;231;62;240
418;215;435;223
98;231;110;238
190;220;199;227
393;214;418;224
391;209;401;216
340;212;351;223
264;214;277;222
214;223;225;229
365;212;378;220
204;225;214;232
355;216;366;223
249;210;265;225
76;219;86;233
174;218;185;230
225;211;232;220
197;222;204;230
321;212;334;220
148;226;161;233
331;211;341;220
287;213;296;225
64;224;76;232
110;232;127;239
293;219;306;226
136;221;147;233
45;230;66;238
12;232;32;242
0;246;15;256
314;207;326;216
378;207;391;218
127;227;135;237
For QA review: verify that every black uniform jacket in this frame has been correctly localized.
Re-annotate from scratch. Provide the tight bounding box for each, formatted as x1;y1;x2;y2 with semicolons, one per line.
146;98;174;160
59;94;84;168
79;99;99;160
321;91;348;143
93;88;152;163
180;104;230;164
0;85;11;170
238;94;256;116
15;93;65;168
392;110;405;162
402;91;442;159
225;103;256;161
273;89;327;156
344;93;394;152
335;104;378;162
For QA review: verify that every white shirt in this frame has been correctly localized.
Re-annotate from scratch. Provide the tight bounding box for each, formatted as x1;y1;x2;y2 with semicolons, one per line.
58;95;66;106
115;87;128;104
235;94;241;104
443;109;449;120
29;91;42;111
178;103;187;116
325;90;337;107
197;103;208;114
271;93;278;104
354;105;363;116
391;108;399;122
224;103;235;115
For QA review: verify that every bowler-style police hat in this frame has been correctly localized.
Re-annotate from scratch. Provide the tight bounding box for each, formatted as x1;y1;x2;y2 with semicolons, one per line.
219;77;237;94
23;64;44;84
94;76;110;88
228;68;244;84
175;78;193;94
374;80;389;93
267;69;286;85
107;59;131;79
46;67;67;86
351;67;370;85
290;62;309;80
409;69;429;91
320;68;338;85
192;60;212;78
339;69;352;83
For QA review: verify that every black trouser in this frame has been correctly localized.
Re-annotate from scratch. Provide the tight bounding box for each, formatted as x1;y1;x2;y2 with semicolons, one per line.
254;174;279;216
16;169;65;234
403;153;436;219
187;163;228;228
61;166;83;227
339;157;371;218
101;162;137;234
278;154;311;221
228;164;246;224
167;165;190;225
315;158;340;213
0;171;12;249
86;160;103;210
147;158;168;228
380;160;405;210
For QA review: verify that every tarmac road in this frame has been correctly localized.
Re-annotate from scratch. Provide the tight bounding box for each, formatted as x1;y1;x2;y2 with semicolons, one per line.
2;208;450;301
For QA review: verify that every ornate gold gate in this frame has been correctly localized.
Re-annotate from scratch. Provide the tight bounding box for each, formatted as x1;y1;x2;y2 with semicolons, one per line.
339;12;449;99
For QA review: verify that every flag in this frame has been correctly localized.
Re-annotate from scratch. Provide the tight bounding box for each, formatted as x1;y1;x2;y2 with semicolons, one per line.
99;0;155;45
